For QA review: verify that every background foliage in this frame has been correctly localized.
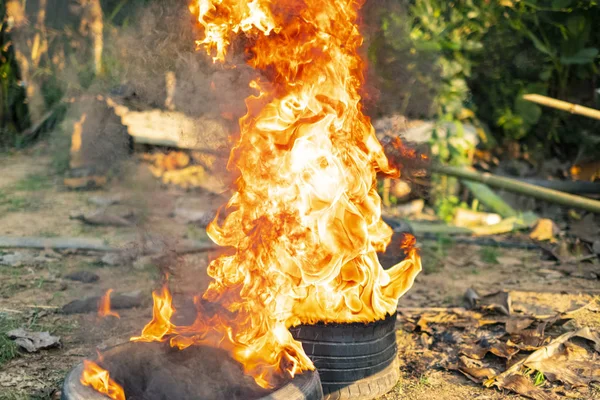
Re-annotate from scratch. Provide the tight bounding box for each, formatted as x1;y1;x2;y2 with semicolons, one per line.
367;0;600;164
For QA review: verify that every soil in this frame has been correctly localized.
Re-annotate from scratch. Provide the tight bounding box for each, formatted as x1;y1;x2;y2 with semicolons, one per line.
0;147;598;400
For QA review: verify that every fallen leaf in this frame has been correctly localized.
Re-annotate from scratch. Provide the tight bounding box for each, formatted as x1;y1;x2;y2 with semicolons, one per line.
7;328;61;352
530;219;560;242
486;328;600;399
460;344;489;360
509;323;548;351
459;364;499;383
489;342;519;360
489;374;559;400
505;318;535;334
463;289;512;316
570;214;599;243
481;291;512;316
525;342;600;387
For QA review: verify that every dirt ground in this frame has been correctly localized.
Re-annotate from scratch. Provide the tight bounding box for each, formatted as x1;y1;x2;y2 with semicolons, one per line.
0;147;598;400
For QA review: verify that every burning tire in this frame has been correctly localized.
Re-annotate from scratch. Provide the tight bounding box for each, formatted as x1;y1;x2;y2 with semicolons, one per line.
290;313;399;400
61;342;323;400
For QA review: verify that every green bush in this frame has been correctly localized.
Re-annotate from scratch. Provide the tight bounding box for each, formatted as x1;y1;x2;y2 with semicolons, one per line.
368;0;600;160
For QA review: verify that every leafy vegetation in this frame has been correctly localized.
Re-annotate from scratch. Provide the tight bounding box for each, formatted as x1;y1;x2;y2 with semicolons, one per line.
368;0;600;159
0;314;19;366
368;0;599;218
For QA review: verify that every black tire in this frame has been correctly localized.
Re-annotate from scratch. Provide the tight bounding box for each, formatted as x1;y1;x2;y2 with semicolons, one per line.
290;313;399;400
61;342;323;400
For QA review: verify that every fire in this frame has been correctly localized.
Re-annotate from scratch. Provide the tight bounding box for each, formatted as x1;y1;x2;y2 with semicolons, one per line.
98;289;120;319
80;359;125;400
91;0;423;391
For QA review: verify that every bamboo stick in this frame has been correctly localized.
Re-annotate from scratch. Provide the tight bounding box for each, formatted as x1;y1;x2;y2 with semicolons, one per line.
462;181;518;218
523;94;600;121
432;165;600;214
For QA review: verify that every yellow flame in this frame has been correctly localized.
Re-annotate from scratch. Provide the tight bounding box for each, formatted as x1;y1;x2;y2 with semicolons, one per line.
128;0;422;389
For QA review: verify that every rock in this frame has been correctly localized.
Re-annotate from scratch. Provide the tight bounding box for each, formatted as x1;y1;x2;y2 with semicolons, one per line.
61;290;144;314
537;268;564;280
133;254;169;271
88;194;123;207
172;207;215;227
64;270;99;283
571;271;598;280
101;252;135;266
69;209;134;227
0;252;32;267
6;328;60;352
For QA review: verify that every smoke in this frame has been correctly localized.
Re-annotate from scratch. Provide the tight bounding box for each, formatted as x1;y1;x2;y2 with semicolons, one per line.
105;0;255;127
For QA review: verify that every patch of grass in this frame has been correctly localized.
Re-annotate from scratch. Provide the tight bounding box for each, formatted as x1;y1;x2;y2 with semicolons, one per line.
418;374;431;386
38;230;59;238
479;246;500;264
0;314;20;366
12;173;52;192
0;391;55;400
0;189;43;212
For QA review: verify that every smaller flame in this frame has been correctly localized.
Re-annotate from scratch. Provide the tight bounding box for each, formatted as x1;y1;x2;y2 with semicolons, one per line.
80;359;125;400
98;289;120;319
130;285;173;342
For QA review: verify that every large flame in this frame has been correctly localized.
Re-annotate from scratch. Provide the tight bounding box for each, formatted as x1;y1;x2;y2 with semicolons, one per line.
85;0;422;392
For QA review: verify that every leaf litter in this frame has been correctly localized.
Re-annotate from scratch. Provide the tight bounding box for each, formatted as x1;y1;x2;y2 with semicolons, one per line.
397;291;600;399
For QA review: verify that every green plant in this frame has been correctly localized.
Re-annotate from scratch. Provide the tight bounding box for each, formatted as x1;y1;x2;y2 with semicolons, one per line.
469;0;600;152
479;246;500;264
0;315;19;366
435;195;468;223
533;370;546;386
12;173;52;191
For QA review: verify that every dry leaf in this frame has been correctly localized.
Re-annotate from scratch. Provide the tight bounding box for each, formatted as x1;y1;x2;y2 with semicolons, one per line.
489;342;519;360
486;328;600;399
530;219;560;242
491;374;559;400
460;344;490;360
506;318;535;334
7;328;61;352
509;323;548;351
525;342;600;387
481;291;512;316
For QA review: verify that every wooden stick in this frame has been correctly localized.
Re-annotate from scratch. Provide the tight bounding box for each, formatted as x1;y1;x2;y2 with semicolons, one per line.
432;165;600;214
523;94;600;121
0;236;218;254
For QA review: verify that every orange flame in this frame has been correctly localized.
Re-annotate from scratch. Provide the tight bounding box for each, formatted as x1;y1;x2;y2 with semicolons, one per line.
128;0;422;389
80;359;125;400
98;289;120;319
